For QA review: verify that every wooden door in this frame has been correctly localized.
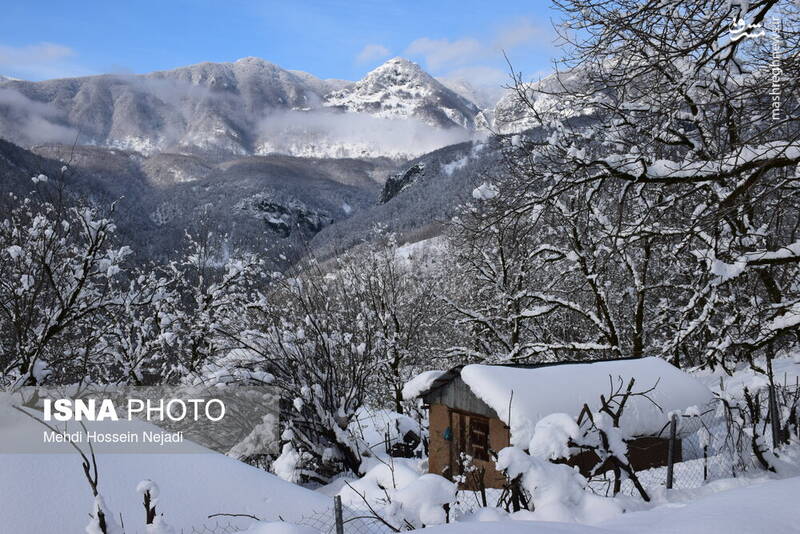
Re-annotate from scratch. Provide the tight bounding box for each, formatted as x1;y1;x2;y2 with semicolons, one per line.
448;409;491;479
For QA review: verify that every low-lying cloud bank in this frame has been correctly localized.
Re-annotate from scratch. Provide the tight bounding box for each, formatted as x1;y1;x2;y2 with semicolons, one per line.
256;109;472;159
0;77;475;159
0;88;79;144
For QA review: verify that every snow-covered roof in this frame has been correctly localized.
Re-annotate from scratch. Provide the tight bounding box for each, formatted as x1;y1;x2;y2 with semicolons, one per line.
416;357;714;448
402;370;447;400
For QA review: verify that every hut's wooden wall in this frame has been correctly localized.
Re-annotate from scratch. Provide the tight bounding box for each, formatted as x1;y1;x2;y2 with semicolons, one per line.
423;376;498;418
428;404;451;480
427;403;510;490
565;436;680;476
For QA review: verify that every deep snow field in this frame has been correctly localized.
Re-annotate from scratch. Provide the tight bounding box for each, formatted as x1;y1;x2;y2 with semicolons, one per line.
0;400;332;533
2;357;799;533
422;476;800;534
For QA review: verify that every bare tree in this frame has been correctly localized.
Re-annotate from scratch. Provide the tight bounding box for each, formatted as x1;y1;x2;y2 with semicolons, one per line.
220;255;382;481
449;0;800;368
0;188;129;389
571;377;659;500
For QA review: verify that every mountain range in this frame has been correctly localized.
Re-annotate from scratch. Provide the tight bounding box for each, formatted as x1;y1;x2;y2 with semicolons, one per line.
0;56;543;264
0;57;507;160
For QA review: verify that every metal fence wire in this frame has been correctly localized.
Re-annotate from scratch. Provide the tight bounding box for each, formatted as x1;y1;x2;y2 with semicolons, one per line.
612;413;736;496
180;520;244;534
668;423;738;489
180;499;389;534
292;498;390;534
616;388;799;497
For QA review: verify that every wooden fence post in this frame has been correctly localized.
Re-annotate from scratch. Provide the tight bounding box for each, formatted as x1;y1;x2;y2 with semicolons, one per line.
768;383;783;448
334;495;344;534
666;414;677;490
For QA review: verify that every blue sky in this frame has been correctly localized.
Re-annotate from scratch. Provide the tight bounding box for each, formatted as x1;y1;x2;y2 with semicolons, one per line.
0;1;561;87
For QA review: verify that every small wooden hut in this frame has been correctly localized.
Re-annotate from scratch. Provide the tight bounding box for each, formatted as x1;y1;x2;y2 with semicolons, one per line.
406;357;714;489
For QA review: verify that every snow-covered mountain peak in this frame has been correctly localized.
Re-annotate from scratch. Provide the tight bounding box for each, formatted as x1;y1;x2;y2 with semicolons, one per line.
234;56;275;66
364;57;431;84
324;57;479;129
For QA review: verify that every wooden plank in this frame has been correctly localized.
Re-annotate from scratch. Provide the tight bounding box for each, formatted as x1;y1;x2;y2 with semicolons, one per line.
424;376;499;418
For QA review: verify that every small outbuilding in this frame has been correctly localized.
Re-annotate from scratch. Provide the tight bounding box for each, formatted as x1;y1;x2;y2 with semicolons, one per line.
404;357;714;489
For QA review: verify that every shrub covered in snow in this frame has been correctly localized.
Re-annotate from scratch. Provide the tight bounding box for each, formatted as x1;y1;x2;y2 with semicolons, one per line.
339;458;457;529
86;494;122;534
529;413;582;461
496;447;621;523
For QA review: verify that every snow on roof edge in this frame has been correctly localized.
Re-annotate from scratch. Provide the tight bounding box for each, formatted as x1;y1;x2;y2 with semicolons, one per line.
411;356;652;400
402;370;448;400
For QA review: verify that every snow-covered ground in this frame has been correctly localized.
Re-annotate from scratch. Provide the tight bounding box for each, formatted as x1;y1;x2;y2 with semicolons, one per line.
0;452;331;532
3;358;799;533
419;475;800;533
0;402;331;533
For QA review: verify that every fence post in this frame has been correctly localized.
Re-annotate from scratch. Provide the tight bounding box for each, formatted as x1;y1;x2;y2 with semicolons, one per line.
768;383;783;448
666;414;677;490
334;495;344;534
702;445;708;481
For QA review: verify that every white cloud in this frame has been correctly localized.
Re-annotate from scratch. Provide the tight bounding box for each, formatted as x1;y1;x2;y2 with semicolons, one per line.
405;37;484;71
443;66;509;87
356;44;391;64
493;18;550;51
256;108;471;159
0;42;91;80
0;88;79;144
402;18;555;96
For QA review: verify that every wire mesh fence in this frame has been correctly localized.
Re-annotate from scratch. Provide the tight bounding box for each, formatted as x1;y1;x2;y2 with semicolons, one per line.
668;427;738;489
291;501;390;534
616;385;799;497
611;417;737;495
180;520;244;533
179;499;390;534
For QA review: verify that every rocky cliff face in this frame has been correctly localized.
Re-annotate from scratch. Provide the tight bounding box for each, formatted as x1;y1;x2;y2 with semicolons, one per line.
379;162;425;204
237;194;333;238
